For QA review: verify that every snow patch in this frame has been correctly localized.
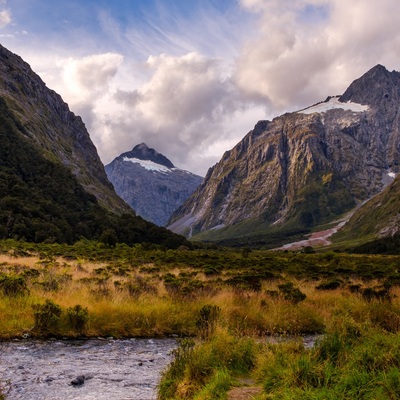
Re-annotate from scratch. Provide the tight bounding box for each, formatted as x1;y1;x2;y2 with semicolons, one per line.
298;96;369;115
388;172;396;178
123;157;175;173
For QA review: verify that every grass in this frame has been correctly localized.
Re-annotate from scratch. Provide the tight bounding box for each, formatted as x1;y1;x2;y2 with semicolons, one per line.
0;240;400;339
160;320;400;399
0;239;400;398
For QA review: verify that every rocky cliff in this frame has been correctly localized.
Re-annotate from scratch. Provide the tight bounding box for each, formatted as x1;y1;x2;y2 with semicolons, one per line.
0;44;130;214
0;44;187;247
106;143;203;226
168;65;400;245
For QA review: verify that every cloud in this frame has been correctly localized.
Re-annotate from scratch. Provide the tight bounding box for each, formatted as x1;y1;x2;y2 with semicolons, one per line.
51;52;123;130
89;52;259;175
235;0;400;112
57;53;124;106
0;8;11;28
6;0;400;177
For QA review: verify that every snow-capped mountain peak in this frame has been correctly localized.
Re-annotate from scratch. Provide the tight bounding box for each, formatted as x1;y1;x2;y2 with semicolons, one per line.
122;156;175;173
106;144;203;226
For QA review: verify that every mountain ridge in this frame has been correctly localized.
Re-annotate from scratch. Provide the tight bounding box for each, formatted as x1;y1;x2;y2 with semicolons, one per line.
168;64;400;247
0;44;187;248
0;44;131;215
106;144;203;226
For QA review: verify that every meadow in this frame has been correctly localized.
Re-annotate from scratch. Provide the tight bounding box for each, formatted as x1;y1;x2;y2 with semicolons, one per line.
0;239;399;398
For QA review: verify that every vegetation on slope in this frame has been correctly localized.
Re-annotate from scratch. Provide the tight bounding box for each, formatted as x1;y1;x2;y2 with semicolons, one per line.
0;98;186;247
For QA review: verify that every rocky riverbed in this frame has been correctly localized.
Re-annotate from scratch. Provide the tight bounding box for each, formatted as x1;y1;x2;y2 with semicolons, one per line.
0;338;177;400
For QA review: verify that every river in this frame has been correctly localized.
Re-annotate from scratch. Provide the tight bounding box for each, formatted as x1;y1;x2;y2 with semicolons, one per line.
0;334;323;400
0;338;177;400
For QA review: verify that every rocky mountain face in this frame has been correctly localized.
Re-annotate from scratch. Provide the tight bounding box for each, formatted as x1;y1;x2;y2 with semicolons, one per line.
0;44;130;214
168;65;400;244
105;143;203;226
0;44;187;247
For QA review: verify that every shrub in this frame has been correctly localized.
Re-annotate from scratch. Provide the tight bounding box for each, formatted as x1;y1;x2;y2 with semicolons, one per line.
163;273;204;297
361;287;391;302
277;282;306;304
66;305;89;334
225;274;262;291
158;330;258;399
125;276;157;298
316;279;343;291
0;274;28;296
196;304;221;340
158;338;195;399
32;300;62;334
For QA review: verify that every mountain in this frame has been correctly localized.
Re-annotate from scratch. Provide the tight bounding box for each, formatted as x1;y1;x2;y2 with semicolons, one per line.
0;44;187;248
168;65;400;247
332;174;400;252
105;143;203;226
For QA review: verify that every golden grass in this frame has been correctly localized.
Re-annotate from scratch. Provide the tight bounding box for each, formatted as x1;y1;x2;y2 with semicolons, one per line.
1;253;400;339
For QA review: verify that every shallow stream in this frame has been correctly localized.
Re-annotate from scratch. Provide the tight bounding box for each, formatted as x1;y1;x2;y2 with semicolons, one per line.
0;338;177;400
0;334;321;400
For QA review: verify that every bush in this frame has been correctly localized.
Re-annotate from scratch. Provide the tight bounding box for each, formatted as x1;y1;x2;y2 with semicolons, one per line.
32;300;62;334
277;282;306;304
66;305;89;334
0;274;28;296
158;329;259;399
196;304;221;340
316;279;343;291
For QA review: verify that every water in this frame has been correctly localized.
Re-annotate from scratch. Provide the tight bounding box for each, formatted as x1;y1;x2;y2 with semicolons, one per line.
0;338;177;400
0;334;322;399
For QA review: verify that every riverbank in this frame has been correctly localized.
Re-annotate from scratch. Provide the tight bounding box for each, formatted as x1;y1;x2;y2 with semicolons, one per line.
1;240;400;398
159;322;400;399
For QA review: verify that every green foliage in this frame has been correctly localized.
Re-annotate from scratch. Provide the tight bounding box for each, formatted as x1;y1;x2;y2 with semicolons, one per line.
66;305;89;334
32;299;62;334
159;330;258;400
278;282;306;304
193;369;232;400
99;229;118;247
253;324;400;399
163;273;204;297
316;279;343;291
0;273;28;296
158;338;195;399
225;273;266;291
196;304;221;340
361;286;391;302
125;275;158;298
0;97;187;248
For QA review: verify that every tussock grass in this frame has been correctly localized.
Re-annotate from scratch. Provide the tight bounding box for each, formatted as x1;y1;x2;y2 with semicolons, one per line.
1;240;400;398
0;241;400;339
161;320;400;399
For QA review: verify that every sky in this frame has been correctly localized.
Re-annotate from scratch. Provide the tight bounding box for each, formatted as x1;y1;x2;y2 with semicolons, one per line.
1;0;400;176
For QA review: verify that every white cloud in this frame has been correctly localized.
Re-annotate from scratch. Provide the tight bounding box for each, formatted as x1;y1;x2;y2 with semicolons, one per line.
57;53;124;106
89;52;261;175
5;0;400;177
0;8;11;28
235;0;400;112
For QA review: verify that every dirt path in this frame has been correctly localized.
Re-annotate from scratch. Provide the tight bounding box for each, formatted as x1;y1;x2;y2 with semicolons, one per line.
227;386;262;400
227;379;262;400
